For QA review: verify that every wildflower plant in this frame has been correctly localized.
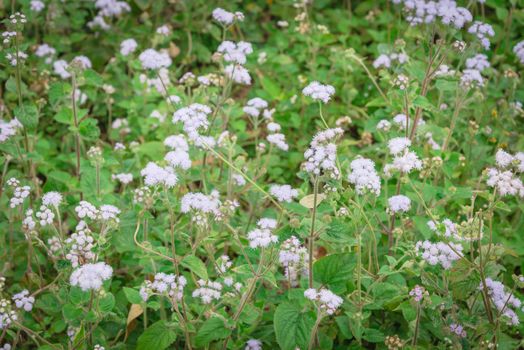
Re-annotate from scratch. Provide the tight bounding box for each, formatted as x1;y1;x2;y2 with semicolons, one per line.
0;1;523;350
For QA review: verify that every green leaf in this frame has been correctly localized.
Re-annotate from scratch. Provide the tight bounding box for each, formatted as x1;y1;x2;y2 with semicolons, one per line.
261;76;282;100
15;104;39;130
363;328;385;342
194;317;231;347
48;82;69;106
78;118;100;140
181;255;208;280
274;302;314;350
123;287;143;304
137;320;177;350
84;69;104;86
313;253;356;293
99;293;115;313
54;108;73;125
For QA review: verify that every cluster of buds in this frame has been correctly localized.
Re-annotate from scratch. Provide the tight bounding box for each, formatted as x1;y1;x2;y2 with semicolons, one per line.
384;335;403;350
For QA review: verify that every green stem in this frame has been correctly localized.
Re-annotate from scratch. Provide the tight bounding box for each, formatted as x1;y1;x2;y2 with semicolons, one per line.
308;176;319;288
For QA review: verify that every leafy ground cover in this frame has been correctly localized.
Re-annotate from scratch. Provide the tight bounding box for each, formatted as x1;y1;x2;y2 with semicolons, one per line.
0;0;523;349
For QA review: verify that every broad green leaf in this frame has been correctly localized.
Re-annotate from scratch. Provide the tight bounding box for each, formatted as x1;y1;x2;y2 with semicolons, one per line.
274;302;314;350
194;317;231;347
137;320;177;350
181;255;208;280
313;253;356;293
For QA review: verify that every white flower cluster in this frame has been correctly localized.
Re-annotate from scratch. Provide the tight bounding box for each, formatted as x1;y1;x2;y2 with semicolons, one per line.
5;51;28;67
481;278;522;325
112;173;133;185
245;339;262;350
279;236;308;287
387;195;411;214
384;139;422;176
427;219;460;239
267;132;289;151
65;221;96;267
139;49;172;70
141;162;178;188
216;255;233;274
415;240;463;269
12;290;34;312
460;68;484;88
373;52;408;69
466;54;490;72
243;97;268;118
224;63;251;85
192;279;222;304
303;128;343;179
139;273;187;304
29;0;45;12
35;205;54;226
70;262;113;291
304;288;343;315
88;0;130;31
449;323;467;338
486;149;524;198
0;298;17;329
393;113;425;131
180;190;222;226
217;41;253;65
212;8;244;26
35;43;55;63
514;40;524;65
7;178;30;208
302;81;335;103
377;119;392;132
468;21;495;50
99;205;121;223
0;118;22;143
52;55;92;79
120;38;138;56
75;201;98;220
164;134;192;170
42;191;62;207
409;285;425;302
347;157;381;196
247;218;278;248
270;184;299;203
393;0;472;29
22;209;36;232
172;103;215;146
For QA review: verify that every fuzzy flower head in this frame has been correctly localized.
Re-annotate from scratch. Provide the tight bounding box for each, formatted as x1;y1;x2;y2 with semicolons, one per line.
12;290;34;312
303;128;344;179
245;339;262;350
304;288;343;315
212;8;244;26
192;279;222;304
141;162;178;188
387;195;411;214
409;285;426;302
302;81;335;103
415;240;463;269
139;48;172;70
270;184;299;203
247;218;278;248
139;273;187;304
42;192;63;208
347;157;381;196
224;64;251;85
279;236;309;287
180;190;222;226
217;41;253;65
69;262;113;291
120;38;138;56
481;278;522;325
